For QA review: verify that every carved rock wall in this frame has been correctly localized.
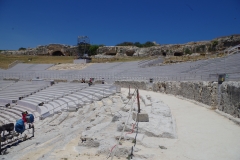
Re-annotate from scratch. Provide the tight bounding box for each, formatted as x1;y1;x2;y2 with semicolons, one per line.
115;80;240;118
219;81;240;118
1;34;240;56
2;44;78;56
97;34;240;57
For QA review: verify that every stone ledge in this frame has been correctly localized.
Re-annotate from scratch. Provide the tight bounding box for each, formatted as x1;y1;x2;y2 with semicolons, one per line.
215;109;240;126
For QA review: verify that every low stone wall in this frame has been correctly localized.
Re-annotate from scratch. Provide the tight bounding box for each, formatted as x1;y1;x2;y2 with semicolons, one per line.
115;80;240;118
155;81;240;118
219;82;240;118
153;81;218;109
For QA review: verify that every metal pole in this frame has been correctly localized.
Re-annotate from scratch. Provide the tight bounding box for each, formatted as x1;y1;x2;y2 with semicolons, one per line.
129;85;130;97
137;89;140;113
0;135;1;155
32;125;34;137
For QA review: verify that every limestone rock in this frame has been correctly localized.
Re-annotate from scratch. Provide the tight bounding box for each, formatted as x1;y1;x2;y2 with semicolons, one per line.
140;95;152;106
95;34;240;57
153;81;218;109
2;34;240;57
121;104;131;112
79;139;100;147
219;81;240;118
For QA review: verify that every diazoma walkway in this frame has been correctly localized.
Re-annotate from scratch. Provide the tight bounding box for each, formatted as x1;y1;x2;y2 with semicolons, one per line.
139;89;240;160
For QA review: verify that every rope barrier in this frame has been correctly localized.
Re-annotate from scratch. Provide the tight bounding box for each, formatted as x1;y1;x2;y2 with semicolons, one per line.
125;123;136;137
130;121;139;159
106;89;137;160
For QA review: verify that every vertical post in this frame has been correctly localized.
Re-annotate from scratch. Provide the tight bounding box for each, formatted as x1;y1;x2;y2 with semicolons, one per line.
218;83;221;110
32;125;34;137
0;135;1;155
129;85;130;97
137;89;140;113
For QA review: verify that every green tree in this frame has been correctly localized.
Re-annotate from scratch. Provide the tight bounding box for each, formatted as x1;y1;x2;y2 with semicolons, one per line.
88;44;105;55
89;45;100;55
185;48;192;54
209;41;218;52
212;40;218;47
134;42;143;47
19;47;26;50
116;41;155;48
116;42;134;46
143;41;155;47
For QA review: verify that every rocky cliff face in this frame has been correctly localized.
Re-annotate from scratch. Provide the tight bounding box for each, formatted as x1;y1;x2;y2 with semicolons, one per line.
1;44;78;56
1;34;240;56
97;34;240;57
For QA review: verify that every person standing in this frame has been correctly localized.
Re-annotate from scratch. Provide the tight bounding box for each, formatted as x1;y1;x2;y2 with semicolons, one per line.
22;112;27;123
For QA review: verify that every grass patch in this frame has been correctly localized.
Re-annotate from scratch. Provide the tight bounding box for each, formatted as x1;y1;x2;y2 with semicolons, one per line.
1;53;225;69
0;54;75;69
0;54;154;69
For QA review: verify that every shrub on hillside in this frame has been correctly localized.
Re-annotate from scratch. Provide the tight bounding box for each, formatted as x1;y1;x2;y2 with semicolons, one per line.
116;42;134;46
185;48;192;54
89;44;105;55
116;41;155;48
196;45;205;53
19;47;26;51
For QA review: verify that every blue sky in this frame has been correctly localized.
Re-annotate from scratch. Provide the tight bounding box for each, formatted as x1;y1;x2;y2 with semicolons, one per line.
0;0;239;50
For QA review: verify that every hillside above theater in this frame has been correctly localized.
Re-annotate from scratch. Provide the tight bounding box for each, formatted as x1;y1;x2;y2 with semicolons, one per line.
1;34;240;57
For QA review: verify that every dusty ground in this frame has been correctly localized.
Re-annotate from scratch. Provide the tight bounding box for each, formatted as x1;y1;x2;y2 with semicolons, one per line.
47;63;92;70
2;88;240;160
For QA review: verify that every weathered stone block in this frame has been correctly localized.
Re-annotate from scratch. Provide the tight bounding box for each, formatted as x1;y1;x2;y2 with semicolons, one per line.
78;139;100;147
201;81;212;105
132;112;149;122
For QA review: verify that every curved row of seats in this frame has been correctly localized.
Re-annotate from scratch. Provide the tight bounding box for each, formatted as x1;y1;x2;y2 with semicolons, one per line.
0;81;88;123
8;63;54;71
20;83;88;108
39;84;116;118
0;81;50;124
14;83;87;117
11;82;116;119
0;81;15;91
0;81;48;102
0;103;22;125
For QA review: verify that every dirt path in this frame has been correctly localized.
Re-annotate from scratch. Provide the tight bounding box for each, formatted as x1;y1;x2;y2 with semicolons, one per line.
139;90;240;160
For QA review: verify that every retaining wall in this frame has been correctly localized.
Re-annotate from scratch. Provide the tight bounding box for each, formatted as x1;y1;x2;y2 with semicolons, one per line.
153;81;218;109
115;80;240;118
219;82;240;118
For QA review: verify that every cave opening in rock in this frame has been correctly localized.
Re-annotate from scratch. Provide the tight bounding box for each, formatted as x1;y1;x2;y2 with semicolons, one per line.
126;50;135;56
174;52;183;56
52;51;64;56
106;52;117;56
